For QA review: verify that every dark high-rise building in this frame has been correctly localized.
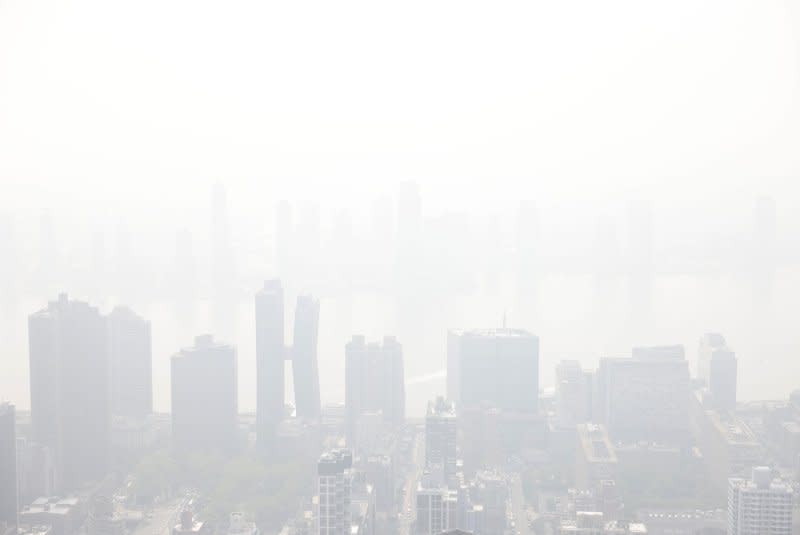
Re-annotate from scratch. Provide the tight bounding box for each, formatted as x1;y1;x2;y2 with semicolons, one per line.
255;279;286;446
345;336;405;446
293;295;321;420
28;294;111;491
425;397;457;484
0;403;17;530
109;306;152;418
171;335;238;454
447;328;539;413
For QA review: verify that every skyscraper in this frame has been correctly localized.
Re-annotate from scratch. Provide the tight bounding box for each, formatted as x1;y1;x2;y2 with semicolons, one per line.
596;345;690;442
29;294;111;491
424;397;458;484
293;295;321;420
255;279;286;447
345;335;406;446
728;467;793;535
555;360;592;427
0;403;17;530
171;335;238;454
317;449;353;535
698;333;737;411
447;328;539;413
109;306;152;418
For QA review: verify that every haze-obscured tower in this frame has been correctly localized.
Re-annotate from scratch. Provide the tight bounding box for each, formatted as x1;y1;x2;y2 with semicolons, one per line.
171;335;238;454
447;328;539;413
0;403;17;530
345;335;405;446
28;294;111;491
698;333;737;411
255;279;285;446
555;360;592;427
292;295;321;420
109;306;152;418
596;345;690;442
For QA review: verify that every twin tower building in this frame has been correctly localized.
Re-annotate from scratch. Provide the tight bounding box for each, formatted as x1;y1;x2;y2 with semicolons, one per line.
173;279;322;455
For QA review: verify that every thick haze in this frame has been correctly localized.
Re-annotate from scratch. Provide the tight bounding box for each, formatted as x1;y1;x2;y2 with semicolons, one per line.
1;0;800;415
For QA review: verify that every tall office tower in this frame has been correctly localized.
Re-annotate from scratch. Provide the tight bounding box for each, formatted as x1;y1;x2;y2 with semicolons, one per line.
345;335;368;446
415;485;458;535
109;306;152;418
555;360;592;427
0;216;18;300
515;200;539;279
447;329;539;413
0;403;17;530
626;200;654;316
378;336;405;425
171;335;238;454
728;467;793;535
275;201;293;279
317;449;353;535
174;229;196;301
698;333;737;411
345;336;406;446
293;296;321;420
37;211;59;291
29;294;111;491
211;182;235;298
425;398;458;483
595;345;690;442
255;279;286;447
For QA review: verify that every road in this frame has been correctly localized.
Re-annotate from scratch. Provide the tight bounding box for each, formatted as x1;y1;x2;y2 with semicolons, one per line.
511;475;532;535
399;429;424;535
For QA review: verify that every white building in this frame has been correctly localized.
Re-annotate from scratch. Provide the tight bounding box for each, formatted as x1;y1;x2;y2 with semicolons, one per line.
317;450;353;535
727;466;793;535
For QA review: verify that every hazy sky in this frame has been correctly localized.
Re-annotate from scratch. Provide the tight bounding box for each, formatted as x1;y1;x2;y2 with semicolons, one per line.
1;0;798;217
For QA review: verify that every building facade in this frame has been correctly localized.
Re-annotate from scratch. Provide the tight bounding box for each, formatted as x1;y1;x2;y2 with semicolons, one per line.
28;294;111;491
170;335;238;454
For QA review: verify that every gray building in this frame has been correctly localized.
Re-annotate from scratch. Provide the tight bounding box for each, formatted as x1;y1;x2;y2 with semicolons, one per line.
293;295;321;420
447;328;539;413
345;335;405;447
255;279;286;447
698;333;737;411
109;306;152;418
171;335;238;454
28;294;111;491
0;403;17;530
596;345;690;442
